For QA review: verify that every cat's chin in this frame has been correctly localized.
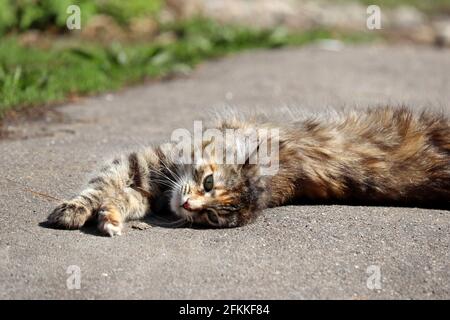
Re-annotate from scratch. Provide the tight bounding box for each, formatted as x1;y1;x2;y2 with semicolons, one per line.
172;205;189;219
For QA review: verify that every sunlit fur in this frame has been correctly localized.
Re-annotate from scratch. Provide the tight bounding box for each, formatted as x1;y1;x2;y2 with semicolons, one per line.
47;106;450;236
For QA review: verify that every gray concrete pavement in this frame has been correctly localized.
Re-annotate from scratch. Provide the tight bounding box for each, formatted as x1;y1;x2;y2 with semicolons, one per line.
0;44;449;299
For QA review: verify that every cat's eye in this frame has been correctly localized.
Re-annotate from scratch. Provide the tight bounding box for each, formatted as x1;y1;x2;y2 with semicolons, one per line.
203;174;214;192
207;210;219;225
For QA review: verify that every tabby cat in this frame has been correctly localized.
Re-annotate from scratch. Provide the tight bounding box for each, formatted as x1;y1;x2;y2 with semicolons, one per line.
47;106;450;236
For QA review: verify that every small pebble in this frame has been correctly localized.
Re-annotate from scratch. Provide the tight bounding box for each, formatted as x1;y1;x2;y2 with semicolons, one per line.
130;222;152;230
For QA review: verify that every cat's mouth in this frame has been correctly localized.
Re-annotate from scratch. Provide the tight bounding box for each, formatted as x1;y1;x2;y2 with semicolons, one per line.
170;196;197;223
169;190;221;227
177;204;221;226
176;204;194;218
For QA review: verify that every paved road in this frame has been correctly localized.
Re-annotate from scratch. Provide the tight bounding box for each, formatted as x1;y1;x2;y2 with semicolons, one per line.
1;45;449;299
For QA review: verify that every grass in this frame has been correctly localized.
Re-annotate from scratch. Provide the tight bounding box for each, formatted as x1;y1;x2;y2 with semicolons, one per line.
0;18;378;119
0;0;163;35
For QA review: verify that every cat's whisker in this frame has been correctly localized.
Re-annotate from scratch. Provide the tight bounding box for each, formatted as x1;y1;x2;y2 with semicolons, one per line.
159;158;182;182
148;167;182;189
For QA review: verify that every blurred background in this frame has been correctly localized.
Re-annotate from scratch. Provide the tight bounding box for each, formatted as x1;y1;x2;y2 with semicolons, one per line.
0;0;449;120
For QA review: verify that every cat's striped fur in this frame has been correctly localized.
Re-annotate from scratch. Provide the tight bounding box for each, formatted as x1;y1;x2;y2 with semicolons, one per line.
47;106;450;236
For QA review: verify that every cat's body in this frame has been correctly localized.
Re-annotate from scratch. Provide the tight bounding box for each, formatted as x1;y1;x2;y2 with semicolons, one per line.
48;106;450;236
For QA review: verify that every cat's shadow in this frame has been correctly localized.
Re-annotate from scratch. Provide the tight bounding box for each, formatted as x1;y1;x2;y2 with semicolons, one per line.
39;219;102;237
39;199;448;237
288;198;450;211
39;211;209;237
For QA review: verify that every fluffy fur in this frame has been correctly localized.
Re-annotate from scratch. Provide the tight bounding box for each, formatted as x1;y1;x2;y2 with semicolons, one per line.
47;106;450;236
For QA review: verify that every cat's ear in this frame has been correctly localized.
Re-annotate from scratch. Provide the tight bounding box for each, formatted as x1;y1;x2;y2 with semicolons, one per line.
202;137;214;160
238;143;261;174
241;134;280;176
202;137;214;150
192;137;215;164
202;129;224;162
234;133;260;170
243;143;260;167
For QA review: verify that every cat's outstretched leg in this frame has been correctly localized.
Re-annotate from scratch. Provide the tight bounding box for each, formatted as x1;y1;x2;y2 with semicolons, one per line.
47;151;157;236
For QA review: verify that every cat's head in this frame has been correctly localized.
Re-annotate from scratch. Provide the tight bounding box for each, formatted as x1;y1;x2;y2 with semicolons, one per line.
168;144;267;228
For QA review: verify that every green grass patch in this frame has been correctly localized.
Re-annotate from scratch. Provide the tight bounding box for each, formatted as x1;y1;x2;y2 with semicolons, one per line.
0;0;163;35
0;18;378;118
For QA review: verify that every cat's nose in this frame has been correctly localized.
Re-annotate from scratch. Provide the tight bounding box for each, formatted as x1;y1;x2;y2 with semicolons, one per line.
182;200;191;211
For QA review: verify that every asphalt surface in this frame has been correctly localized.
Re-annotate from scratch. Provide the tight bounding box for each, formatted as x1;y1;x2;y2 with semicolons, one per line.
0;44;449;299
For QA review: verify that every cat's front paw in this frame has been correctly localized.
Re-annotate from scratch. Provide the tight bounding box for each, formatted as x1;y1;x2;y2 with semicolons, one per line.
47;202;90;229
97;205;123;237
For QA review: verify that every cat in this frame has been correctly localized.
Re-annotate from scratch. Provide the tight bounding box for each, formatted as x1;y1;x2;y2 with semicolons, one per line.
47;106;450;236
